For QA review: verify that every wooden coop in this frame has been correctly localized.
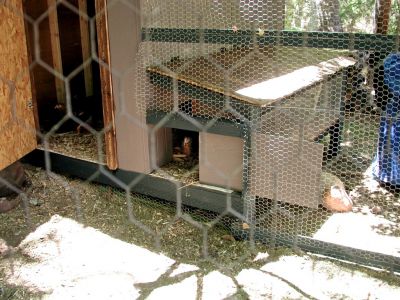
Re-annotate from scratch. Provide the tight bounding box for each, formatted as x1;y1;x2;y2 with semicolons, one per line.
1;0;357;215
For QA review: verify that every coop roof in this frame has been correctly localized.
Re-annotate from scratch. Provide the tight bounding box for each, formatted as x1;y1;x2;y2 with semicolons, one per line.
147;46;355;107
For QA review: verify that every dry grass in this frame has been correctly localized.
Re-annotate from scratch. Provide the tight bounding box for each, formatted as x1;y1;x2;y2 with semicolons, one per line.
39;132;105;163
151;158;199;184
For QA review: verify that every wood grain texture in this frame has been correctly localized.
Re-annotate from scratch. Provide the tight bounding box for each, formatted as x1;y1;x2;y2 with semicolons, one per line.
46;0;65;104
95;0;118;170
0;0;37;169
22;2;40;134
78;0;93;97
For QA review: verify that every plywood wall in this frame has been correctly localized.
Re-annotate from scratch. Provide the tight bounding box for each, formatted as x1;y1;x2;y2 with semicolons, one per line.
0;0;37;169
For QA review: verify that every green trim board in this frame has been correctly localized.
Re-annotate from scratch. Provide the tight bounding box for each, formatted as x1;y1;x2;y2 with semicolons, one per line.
142;28;399;52
23;149;243;215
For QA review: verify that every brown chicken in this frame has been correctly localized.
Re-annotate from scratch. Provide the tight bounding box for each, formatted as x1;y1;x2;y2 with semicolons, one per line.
321;172;353;212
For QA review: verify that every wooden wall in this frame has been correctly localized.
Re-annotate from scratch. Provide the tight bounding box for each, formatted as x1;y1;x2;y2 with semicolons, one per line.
0;0;37;169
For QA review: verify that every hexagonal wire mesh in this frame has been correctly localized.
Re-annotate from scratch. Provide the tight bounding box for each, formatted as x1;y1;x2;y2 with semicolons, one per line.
1;0;400;295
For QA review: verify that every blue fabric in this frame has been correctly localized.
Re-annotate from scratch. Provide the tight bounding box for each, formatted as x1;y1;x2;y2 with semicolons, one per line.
372;53;400;185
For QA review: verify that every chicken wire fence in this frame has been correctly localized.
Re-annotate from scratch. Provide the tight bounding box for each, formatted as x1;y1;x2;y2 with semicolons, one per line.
0;0;400;286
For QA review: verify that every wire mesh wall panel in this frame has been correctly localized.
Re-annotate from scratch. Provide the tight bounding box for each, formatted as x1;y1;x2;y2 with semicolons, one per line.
138;0;400;270
1;0;400;297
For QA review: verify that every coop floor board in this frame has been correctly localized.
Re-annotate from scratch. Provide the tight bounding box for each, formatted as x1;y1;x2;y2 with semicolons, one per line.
37;132;105;163
151;159;199;185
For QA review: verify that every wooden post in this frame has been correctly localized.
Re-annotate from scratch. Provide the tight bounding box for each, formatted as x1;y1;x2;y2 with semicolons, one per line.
95;0;118;170
46;0;65;104
78;0;93;97
374;0;392;34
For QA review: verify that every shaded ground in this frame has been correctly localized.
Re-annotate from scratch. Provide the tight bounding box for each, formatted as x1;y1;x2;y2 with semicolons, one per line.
0;164;265;269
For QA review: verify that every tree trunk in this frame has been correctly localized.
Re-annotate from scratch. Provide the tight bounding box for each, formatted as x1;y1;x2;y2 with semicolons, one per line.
316;0;343;32
373;0;392;34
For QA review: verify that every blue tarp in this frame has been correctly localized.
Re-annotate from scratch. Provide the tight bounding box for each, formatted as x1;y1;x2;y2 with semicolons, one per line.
372;53;400;186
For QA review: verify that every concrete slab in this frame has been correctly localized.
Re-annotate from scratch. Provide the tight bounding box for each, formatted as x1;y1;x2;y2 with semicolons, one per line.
236;268;304;299
261;255;400;300
4;215;175;296
202;271;236;299
313;212;400;257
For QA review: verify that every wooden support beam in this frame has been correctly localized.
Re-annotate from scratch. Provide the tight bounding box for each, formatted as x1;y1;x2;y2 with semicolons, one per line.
78;0;93;97
95;0;118;170
374;0;392;34
46;0;65;104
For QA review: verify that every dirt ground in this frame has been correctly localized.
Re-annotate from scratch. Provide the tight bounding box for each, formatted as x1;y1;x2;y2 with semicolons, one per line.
0;164;269;266
0;164;281;298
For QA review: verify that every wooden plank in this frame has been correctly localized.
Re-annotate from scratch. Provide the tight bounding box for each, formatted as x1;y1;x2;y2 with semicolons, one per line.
199;133;244;191
146;111;244;138
106;0;154;174
46;0;65;104
95;0;118;170
147;47;355;107
78;0;93;97
0;0;37;169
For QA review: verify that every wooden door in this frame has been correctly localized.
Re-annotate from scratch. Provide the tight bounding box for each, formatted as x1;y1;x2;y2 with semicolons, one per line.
0;0;37;170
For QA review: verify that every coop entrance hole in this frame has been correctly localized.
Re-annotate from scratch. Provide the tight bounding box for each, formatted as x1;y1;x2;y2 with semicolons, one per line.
153;129;200;184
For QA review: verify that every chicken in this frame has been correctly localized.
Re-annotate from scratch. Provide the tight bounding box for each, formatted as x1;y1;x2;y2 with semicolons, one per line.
321;172;353;212
182;136;192;157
